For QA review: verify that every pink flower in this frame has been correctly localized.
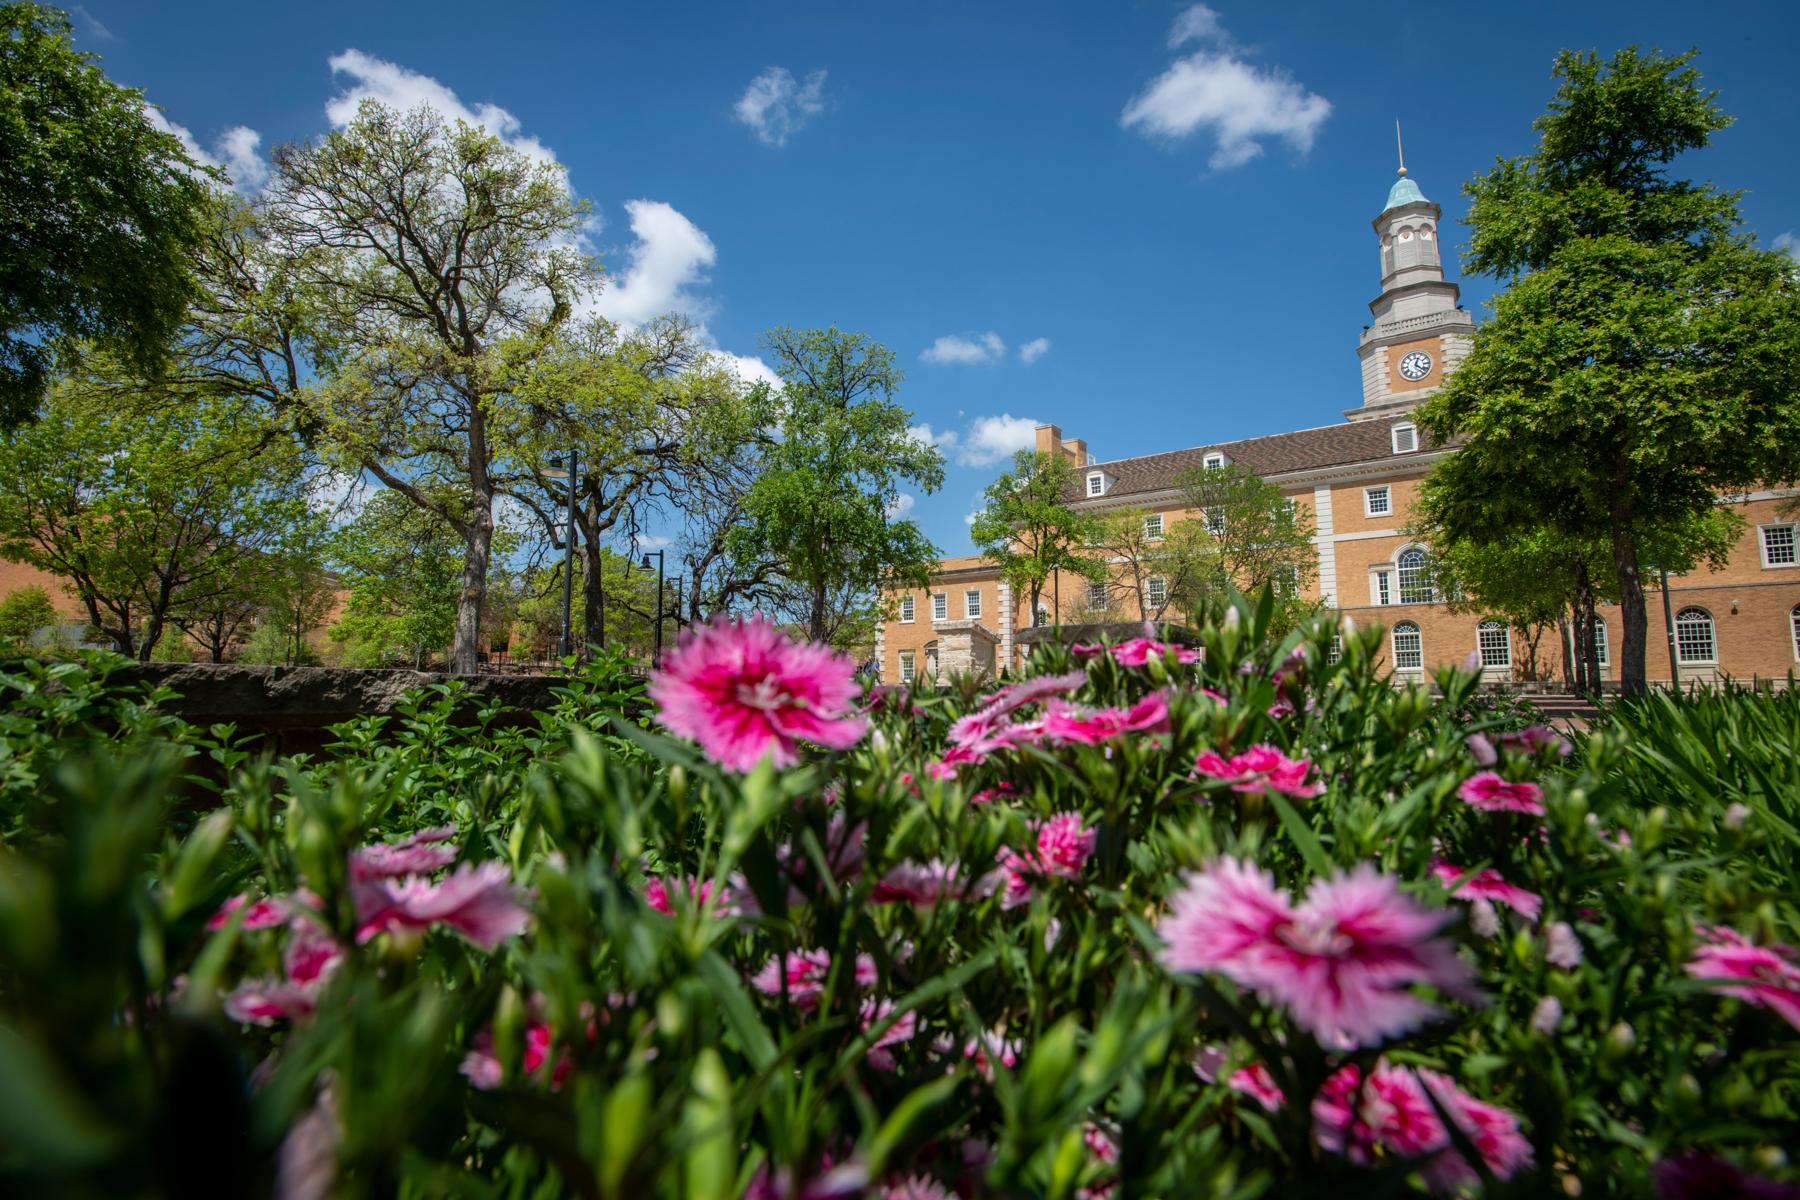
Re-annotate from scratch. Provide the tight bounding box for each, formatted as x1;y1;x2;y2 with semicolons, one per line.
882;1176;953;1200
1191;744;1322;798
1464;733;1498;767
351;860;531;950
1544;921;1583;969
1497;725;1572;758
993;849;1037;910
225;917;343;1026
349;826;457;879
1429;859;1543;921
1035;811;1097;879
872;860;985;907
1072;637;1200;668
859;998;918;1071
1227;1062;1287;1111
209;892;297;932
971;669;1089;718
460;1020;572;1091
648;614;867;771
751;949;877;1009
643;875;736;916
1160;859;1479;1048
962;1030;1021;1080
1313;1062;1532;1193
1457;772;1545;815
1042;691;1171;745
969;782;1017;806
1686;926;1800;1031
925;760;959;781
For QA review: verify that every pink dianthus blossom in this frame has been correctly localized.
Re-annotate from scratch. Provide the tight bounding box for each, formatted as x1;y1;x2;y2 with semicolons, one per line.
1457;772;1545;815
1042;691;1171;745
1429;859;1543;921
648;614;867;771
1192;744;1322;798
882;1176;954;1200
349;826;457;879
1159;859;1479;1048
209;892;297;932
225;917;343;1026
1497;725;1572;758
643;875;737;916
1035;811;1097;878
859;998;919;1071
1227;1062;1287;1111
1071;637;1199;668
971;669;1089;718
351;860;530;950
751;949;878;1009
872;860;986;908
1313;1061;1532;1194
1686;926;1800;1031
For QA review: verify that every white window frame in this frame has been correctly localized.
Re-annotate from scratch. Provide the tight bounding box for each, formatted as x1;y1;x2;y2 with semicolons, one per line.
1674;607;1716;665
1086;581;1109;611
1204;507;1226;536
1594;617;1610;669
898;649;915;683
1143;513;1164;541
964;589;982;619
931;592;947;623
1392;423;1418;454
1146;575;1167;609
1760;523;1797;568
1202;452;1226;470
1791;603;1800;663
1392;621;1423;671
898;595;915;623
1364;485;1391;517
1397;547;1435;605
1086;471;1105;497
1477;618;1511;670
1373;569;1392;607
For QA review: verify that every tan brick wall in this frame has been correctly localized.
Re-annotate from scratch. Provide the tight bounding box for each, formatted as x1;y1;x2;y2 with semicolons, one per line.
0;558;87;619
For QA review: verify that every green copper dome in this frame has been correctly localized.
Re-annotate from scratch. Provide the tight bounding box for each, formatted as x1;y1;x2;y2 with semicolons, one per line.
1384;174;1427;211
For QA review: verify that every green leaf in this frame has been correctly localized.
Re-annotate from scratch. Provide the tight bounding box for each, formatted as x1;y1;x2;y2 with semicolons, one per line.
1268;791;1332;876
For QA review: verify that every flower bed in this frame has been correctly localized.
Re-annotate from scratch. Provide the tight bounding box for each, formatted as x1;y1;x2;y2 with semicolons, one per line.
1;599;1797;1198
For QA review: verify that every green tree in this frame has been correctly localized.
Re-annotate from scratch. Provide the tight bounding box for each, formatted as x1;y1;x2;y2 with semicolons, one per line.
326;489;466;669
1162;464;1316;631
731;327;944;642
0;375;316;660
264;100;593;673
1415;48;1800;693
0;584;58;652
968;450;1105;627
0;3;214;426
1091;506;1167;621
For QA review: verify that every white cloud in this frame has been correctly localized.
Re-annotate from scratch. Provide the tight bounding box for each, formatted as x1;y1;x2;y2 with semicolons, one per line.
708;349;783;390
593;200;718;327
886;493;916;520
72;5;112;40
142;107;267;194
907;423;959;452
1121;10;1330;170
920;331;1006;366
956;414;1038;467
326;49;559;165
734;67;829;147
632;534;672;550
1018;337;1052;364
1776;231;1798;259
1168;4;1228;48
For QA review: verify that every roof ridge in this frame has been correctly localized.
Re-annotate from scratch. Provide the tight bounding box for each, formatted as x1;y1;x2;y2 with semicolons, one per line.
1087;417;1395;470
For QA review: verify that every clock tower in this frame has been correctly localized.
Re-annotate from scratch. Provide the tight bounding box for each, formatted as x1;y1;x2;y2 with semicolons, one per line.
1347;163;1476;421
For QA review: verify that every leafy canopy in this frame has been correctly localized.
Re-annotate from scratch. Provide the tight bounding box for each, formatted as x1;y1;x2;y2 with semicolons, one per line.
967;450;1105;621
0;3;215;426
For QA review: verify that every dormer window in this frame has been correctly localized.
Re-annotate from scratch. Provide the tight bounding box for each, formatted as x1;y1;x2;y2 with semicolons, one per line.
1086;471;1105;497
1392;423;1418;454
1203;452;1226;470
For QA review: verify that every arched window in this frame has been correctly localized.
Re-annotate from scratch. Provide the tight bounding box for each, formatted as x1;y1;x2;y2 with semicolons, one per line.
1397;547;1435;604
1392;621;1423;671
1592;617;1610;669
1477;619;1511;669
1790;603;1799;662
1674;608;1715;664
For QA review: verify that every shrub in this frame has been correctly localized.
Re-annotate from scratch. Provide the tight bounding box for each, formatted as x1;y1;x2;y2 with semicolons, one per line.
0;597;1795;1198
0;583;57;651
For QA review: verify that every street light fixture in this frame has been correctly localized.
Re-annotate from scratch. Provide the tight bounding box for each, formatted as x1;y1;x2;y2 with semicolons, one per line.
641;548;665;668
544;451;579;661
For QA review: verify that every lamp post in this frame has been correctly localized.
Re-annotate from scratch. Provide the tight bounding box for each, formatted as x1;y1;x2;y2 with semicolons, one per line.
545;452;579;661
1659;565;1679;691
641;549;665;669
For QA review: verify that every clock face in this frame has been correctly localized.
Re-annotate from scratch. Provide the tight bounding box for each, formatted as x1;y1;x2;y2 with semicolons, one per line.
1398;350;1434;382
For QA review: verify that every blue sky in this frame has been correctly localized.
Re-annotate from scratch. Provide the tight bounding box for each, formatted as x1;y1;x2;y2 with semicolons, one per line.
71;0;1798;554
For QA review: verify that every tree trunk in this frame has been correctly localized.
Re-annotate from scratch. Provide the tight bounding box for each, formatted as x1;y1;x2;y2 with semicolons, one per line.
1557;614;1573;689
451;509;493;675
809;577;828;643
582;533;605;653
1608;515;1648;696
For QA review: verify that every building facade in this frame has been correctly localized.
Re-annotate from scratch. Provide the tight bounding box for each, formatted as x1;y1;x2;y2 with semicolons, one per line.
878;168;1800;688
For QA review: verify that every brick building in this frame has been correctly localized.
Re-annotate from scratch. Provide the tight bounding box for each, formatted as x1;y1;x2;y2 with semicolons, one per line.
878;168;1800;687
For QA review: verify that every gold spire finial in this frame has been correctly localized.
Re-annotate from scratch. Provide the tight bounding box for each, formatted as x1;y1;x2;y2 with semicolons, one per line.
1395;119;1407;177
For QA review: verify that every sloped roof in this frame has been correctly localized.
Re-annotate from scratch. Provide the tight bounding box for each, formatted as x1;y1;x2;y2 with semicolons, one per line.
1074;416;1447;502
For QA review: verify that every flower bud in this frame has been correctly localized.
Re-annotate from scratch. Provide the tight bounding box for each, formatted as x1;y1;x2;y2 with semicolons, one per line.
1602;1021;1636;1060
1724;802;1751;830
1530;995;1563;1035
1469;898;1500;939
1545;921;1583;969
